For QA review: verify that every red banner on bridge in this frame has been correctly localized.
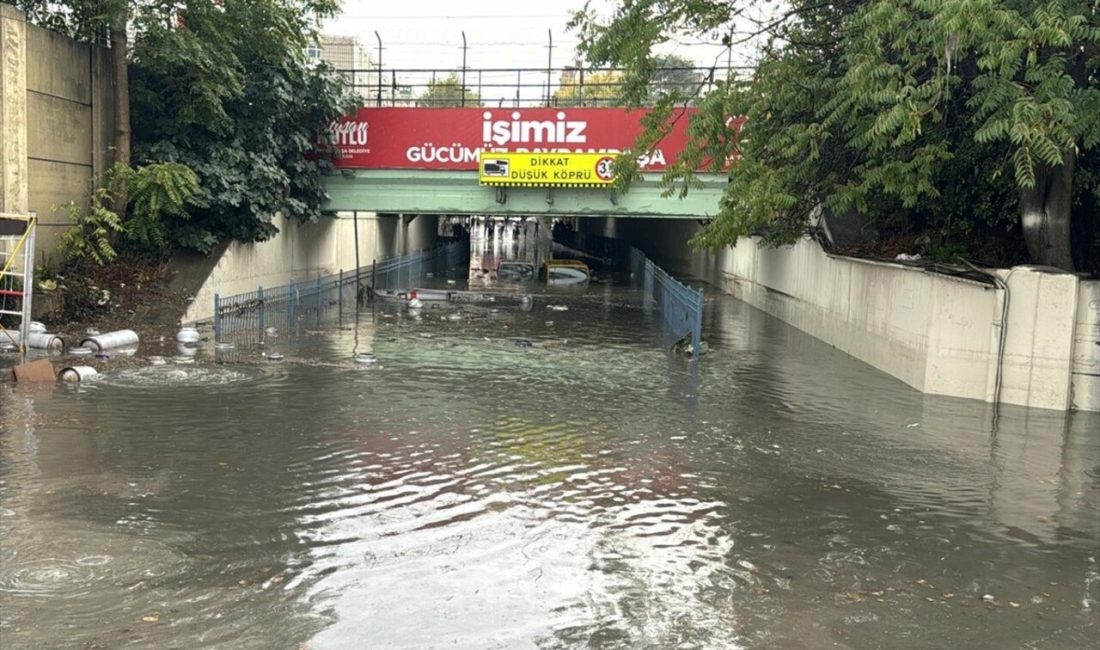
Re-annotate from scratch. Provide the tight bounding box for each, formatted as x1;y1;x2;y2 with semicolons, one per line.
328;107;698;172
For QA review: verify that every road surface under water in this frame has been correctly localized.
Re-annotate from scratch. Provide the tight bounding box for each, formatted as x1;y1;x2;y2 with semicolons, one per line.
1;231;1098;649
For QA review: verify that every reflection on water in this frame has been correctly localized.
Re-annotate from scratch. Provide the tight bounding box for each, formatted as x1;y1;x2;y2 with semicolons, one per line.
1;234;1097;648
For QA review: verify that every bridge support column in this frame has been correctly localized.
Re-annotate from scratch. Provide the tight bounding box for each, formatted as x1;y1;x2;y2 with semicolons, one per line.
537;216;552;265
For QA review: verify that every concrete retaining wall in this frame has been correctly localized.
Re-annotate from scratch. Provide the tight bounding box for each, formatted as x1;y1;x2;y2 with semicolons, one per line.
182;213;437;324
582;217;1099;412
1;5;115;262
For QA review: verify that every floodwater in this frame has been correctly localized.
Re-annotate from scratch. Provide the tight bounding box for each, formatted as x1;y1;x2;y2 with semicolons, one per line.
1;227;1098;649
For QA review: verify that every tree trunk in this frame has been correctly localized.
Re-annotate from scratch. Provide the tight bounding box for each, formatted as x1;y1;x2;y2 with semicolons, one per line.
110;7;130;216
1019;149;1075;271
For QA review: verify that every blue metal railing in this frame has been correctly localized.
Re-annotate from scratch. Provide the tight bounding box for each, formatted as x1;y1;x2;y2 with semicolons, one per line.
644;259;704;357
555;230;704;358
213;239;468;338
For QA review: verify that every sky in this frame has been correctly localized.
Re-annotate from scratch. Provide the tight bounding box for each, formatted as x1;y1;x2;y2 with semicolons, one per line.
322;0;745;104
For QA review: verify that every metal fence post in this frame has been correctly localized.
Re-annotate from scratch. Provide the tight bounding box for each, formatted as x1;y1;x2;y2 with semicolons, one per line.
214;293;221;339
258;285;265;332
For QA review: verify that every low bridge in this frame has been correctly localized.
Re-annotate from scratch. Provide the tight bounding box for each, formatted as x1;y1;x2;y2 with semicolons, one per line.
321;105;725;218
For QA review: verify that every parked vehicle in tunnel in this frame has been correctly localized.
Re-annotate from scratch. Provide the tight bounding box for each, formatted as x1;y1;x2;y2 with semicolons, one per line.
498;261;536;281
543;259;590;285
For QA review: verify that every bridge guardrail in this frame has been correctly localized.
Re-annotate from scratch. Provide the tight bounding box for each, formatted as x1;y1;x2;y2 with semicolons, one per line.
213;239;469;338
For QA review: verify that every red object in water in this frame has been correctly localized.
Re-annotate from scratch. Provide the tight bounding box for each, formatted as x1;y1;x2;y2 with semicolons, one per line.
0;289;24;298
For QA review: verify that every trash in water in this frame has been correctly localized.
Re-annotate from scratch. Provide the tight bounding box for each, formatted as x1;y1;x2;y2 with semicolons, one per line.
5;330;65;351
446;279;457;285
264;327;278;336
94;353;111;361
176;327;200;343
547;304;568;311
84;327;100;337
59;366;98;383
354;352;377;365
545;321;554;326
69;346;94;357
982;594;995;603
148;356;167;366
446;312;462;321
176;342;198;357
408;297;424;309
515;339;533;348
81;329;139;351
266;352;285;362
171;355;195;364
29;321;46;333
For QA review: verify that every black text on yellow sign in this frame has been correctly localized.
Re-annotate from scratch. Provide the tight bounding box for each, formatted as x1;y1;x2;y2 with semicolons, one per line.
478;152;618;187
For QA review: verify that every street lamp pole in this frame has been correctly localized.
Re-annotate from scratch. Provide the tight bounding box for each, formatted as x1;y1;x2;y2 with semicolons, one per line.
374;31;382;107
461;31;467;107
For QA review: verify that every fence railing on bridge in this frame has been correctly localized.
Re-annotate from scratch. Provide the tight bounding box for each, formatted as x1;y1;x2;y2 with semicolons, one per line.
555;230;704;358
334;65;743;109
213;239;469;338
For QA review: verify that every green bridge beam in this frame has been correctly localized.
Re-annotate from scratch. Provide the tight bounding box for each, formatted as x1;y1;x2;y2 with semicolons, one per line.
322;170;726;218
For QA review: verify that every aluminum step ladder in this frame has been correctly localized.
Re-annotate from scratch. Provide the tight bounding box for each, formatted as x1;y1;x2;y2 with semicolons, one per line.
0;212;37;359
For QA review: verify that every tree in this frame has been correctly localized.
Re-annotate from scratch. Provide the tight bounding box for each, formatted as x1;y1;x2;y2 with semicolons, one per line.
650;54;703;103
17;0;356;252
416;74;481;107
553;70;623;107
572;0;1100;272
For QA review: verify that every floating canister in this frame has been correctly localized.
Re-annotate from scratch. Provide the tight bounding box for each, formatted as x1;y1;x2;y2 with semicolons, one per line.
58;366;98;383
80;329;139;351
29;321;46;333
176;327;200;343
4;330;65;351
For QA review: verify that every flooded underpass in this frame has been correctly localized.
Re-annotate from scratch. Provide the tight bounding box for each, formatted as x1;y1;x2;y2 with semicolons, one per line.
1;224;1098;649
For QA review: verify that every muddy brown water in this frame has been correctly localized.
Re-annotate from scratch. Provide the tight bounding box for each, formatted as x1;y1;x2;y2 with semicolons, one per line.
1;240;1097;648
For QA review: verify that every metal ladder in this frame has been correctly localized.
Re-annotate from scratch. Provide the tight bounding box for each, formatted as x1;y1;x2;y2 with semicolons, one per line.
0;212;38;360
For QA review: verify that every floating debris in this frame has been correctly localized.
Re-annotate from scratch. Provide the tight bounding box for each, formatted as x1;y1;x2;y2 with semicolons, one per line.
266;352;285;362
68;346;94;357
148;356;167;366
354;352;377;365
81;329;138;351
176;327;200;343
515;339;533;348
547;304;569;311
58;366;97;383
264;327;278;336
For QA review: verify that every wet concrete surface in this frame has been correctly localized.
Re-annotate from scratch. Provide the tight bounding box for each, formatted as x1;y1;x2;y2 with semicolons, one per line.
0;228;1097;649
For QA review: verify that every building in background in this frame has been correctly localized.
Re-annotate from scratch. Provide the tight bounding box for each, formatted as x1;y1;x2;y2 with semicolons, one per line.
309;35;415;106
309;35;377;102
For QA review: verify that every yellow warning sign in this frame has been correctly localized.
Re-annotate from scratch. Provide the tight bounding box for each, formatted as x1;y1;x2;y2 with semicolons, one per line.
478;152;617;187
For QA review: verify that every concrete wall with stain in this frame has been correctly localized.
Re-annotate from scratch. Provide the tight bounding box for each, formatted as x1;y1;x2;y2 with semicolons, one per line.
0;5;115;263
582;217;1099;413
181;213;439;325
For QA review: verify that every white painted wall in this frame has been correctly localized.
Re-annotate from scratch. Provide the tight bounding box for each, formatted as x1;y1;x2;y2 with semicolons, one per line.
581;217;1099;412
183;212;438;324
